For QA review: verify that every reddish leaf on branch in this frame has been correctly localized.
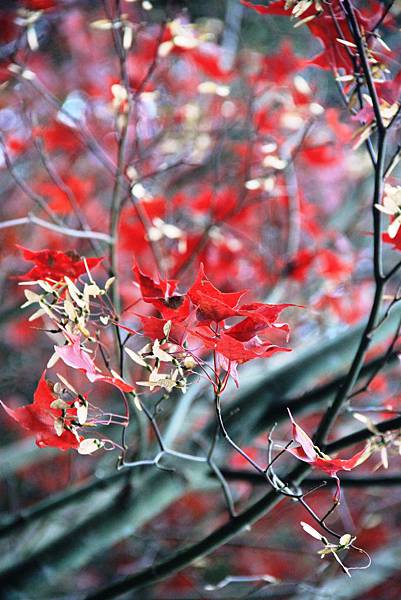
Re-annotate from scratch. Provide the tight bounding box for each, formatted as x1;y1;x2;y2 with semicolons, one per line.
287;409;371;498
139;315;190;346
234;302;294;339
18;246;103;283
189;48;233;81
133;264;190;320
256;41;308;85
188;263;246;322
1;371;81;450
133;264;294;375
54;334;135;392
194;328;291;364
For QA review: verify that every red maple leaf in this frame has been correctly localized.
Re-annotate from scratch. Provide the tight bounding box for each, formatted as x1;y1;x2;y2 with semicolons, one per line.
256;41;308;85
188;264;246;322
54;335;135;392
133;265;294;376
233;302;294;341
18;246;103;283
189;47;232;81
193;327;290;364
1;371;81;450
133;264;190;321
287;410;370;498
139;315;190;346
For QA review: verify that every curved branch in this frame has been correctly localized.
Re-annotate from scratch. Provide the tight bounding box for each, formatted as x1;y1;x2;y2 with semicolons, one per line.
0;215;114;244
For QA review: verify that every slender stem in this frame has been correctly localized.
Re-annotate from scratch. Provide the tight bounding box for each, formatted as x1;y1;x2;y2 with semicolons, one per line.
385;259;401;282
0;214;114;244
214;388;265;475
327;413;401;453
314;141;387;446
370;0;396;36
342;0;385;132
314;1;389;446
0;135;61;224
217;470;401;488
107;0;131;314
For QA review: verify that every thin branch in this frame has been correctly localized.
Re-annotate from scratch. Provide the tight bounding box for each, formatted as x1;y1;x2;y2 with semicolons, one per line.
0;134;61;224
342;0;386;132
314;0;389;446
217;470;401;488
327;414;401;454
0;214;114;244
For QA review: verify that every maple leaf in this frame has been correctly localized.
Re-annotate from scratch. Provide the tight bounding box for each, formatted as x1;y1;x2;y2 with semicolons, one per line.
134;264;179;300
133;264;190;320
193;327;290;364
1;371;81;450
135;267;293;375
232;303;294;341
185;270;294;371
188;264;246;322
54;335;135;392
287;249;316;282
139;315;190;345
189;48;232;81
18;246;103;283
287;409;370;498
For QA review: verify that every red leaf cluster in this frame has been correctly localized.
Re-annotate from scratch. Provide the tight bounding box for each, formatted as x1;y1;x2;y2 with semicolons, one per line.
1;371;81;450
18;246;103;283
133;264;294;369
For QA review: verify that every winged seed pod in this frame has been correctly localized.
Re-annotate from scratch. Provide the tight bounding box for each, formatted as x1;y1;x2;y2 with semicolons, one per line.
78;439;104;455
